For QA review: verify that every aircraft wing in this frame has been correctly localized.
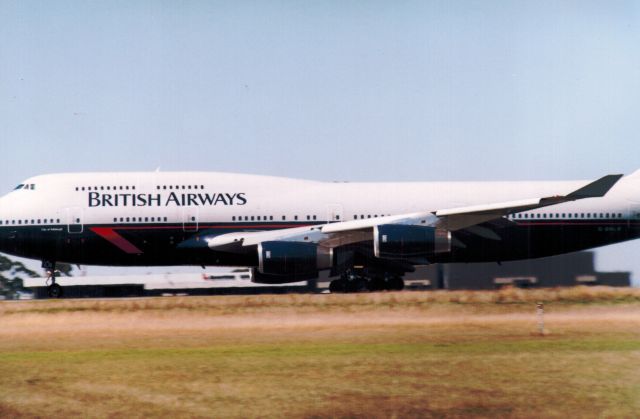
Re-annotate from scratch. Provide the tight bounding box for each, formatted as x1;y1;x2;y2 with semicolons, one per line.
205;174;623;250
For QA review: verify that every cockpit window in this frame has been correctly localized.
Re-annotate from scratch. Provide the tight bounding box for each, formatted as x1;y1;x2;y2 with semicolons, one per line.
14;183;35;190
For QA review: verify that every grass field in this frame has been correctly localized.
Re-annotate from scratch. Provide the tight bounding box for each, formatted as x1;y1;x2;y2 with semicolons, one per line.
1;287;639;418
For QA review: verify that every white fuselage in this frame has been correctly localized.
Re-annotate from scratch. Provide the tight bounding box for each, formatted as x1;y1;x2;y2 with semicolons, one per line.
0;171;638;227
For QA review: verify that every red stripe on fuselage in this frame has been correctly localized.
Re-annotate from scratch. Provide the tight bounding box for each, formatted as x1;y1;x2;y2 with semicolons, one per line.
90;227;143;254
111;224;311;230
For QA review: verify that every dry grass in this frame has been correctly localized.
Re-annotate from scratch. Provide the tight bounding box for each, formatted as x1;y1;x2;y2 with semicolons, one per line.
1;288;639;418
2;286;640;316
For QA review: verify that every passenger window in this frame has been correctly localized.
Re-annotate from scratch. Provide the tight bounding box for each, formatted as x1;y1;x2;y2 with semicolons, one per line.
270;216;274;221
313;215;317;220
232;216;236;221
164;217;168;222
251;216;255;221
282;216;286;221
294;215;298;220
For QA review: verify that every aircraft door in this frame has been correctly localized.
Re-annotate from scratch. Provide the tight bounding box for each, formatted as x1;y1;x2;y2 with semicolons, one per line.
326;204;343;223
182;208;199;232
67;207;83;234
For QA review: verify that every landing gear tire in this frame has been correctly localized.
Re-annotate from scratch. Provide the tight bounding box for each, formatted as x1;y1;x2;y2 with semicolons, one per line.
329;279;346;293
387;276;405;291
48;283;63;298
367;277;386;292
346;277;367;293
329;272;368;293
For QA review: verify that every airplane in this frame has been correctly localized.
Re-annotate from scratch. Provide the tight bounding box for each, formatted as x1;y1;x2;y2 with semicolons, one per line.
0;170;636;298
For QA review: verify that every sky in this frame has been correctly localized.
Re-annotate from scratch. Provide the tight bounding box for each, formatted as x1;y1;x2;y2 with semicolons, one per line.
1;1;640;283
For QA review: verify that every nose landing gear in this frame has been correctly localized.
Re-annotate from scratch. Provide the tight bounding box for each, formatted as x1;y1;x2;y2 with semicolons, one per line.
42;260;63;298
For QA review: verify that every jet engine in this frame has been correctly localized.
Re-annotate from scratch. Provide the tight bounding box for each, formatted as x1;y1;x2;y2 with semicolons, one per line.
252;241;333;284
374;224;451;259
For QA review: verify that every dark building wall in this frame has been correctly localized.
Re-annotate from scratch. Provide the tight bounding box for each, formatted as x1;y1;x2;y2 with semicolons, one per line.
593;272;631;287
435;251;630;289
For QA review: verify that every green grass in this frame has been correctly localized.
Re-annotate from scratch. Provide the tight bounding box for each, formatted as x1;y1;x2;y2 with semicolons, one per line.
2;339;640;418
1;291;639;418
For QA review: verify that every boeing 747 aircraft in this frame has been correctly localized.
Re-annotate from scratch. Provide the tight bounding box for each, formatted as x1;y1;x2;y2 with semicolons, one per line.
0;171;636;297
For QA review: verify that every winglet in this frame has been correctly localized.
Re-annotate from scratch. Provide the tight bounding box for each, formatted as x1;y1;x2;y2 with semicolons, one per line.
566;174;623;199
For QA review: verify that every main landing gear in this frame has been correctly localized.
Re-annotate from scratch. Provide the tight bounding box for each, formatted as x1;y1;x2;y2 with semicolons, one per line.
329;271;405;293
42;261;63;298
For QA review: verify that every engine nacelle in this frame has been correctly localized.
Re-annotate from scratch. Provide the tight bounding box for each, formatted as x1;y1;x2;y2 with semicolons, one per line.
374;224;451;259
253;241;332;283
